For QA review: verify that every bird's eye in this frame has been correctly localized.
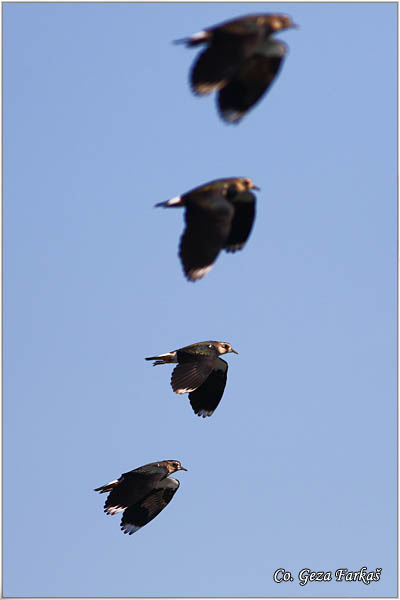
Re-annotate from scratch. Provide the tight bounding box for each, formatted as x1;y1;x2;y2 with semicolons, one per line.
223;344;229;349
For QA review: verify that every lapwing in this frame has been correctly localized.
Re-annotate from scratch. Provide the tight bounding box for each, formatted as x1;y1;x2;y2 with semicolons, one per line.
145;341;238;417
175;14;297;123
94;460;187;535
155;177;259;281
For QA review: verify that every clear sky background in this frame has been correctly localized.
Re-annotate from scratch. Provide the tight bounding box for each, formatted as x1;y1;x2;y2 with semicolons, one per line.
4;2;397;597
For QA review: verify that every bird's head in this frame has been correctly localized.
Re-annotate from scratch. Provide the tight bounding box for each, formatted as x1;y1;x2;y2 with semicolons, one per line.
238;177;260;192
263;14;298;33
165;460;188;474
215;342;238;356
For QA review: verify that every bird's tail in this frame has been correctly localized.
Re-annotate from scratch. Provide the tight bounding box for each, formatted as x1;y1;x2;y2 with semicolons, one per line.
94;479;119;494
173;31;209;46
145;352;176;366
154;195;184;208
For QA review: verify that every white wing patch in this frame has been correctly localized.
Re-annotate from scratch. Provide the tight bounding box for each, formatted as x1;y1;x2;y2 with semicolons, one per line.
194;80;227;95
187;265;213;281
105;504;127;515
174;385;198;394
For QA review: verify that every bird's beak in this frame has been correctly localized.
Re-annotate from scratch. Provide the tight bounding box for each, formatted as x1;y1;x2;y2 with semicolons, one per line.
252;185;261;191
180;466;188;471
231;348;238;354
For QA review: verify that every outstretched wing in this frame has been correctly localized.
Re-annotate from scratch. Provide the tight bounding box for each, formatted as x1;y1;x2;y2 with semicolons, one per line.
190;23;266;95
96;471;162;516
224;191;256;252
171;349;218;394
217;40;286;124
179;193;234;281
120;478;180;535
190;43;245;95
189;358;228;417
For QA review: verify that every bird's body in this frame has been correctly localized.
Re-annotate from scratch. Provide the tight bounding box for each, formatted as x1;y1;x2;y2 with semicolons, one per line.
176;13;296;123
94;460;187;535
146;341;238;417
156;177;258;281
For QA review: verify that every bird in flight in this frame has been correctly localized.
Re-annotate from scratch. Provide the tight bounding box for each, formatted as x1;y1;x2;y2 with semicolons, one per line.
176;13;297;123
155;177;259;281
94;460;187;535
145;341;238;417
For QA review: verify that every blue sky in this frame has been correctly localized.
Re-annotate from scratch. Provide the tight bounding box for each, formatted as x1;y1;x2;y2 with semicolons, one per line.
3;2;397;597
